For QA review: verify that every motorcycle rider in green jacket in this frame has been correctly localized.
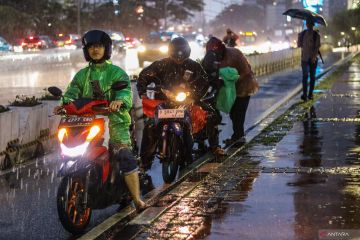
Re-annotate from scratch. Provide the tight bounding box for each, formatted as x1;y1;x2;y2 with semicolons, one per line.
53;30;146;211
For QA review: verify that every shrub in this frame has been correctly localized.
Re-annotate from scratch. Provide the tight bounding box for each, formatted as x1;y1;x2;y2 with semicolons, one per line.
39;88;61;101
0;105;9;113
9;95;41;107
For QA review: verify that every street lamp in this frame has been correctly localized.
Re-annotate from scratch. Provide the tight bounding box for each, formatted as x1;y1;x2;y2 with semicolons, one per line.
351;27;356;31
341;32;345;36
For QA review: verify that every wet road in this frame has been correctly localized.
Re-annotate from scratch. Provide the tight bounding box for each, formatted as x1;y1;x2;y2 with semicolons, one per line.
0;50;347;239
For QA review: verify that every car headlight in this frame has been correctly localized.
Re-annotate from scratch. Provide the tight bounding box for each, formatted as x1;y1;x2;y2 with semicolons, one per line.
175;92;187;102
159;46;168;53
138;45;146;52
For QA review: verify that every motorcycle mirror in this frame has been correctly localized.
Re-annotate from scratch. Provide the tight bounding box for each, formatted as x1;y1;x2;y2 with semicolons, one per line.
48;86;63;97
111;81;128;91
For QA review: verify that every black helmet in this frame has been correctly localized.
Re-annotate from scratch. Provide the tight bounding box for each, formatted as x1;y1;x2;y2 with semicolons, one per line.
168;37;191;63
82;30;112;63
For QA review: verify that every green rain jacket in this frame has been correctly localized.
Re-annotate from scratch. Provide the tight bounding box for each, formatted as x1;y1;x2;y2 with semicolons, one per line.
62;61;132;145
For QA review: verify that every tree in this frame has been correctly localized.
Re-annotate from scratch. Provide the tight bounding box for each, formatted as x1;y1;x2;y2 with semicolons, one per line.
0;5;33;41
0;0;205;41
209;4;264;38
0;0;66;37
142;0;204;27
330;4;360;44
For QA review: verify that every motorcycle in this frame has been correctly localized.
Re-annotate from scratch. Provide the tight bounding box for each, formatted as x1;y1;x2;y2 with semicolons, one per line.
49;81;138;234
142;84;207;183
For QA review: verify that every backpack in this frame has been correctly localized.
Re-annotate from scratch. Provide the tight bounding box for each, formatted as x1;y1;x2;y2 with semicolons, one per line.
298;30;319;48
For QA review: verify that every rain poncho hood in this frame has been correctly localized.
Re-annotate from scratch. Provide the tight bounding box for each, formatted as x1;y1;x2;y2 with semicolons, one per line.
62;61;132;145
216;67;239;113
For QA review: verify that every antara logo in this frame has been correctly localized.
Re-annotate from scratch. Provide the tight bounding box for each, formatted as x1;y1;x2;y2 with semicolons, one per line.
319;230;351;239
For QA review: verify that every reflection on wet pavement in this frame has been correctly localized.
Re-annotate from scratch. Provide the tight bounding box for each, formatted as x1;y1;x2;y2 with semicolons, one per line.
205;60;360;240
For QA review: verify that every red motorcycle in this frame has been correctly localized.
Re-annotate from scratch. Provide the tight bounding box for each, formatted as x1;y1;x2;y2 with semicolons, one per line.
142;84;208;183
48;82;136;234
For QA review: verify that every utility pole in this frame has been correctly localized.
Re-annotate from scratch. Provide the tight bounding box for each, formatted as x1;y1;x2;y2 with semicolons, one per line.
164;0;167;30
77;0;82;35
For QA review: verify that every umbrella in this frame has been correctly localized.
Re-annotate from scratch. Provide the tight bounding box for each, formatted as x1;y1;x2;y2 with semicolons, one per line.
283;8;327;26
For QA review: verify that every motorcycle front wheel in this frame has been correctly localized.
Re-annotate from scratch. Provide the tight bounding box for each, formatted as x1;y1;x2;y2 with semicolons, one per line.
57;176;92;235
162;133;181;183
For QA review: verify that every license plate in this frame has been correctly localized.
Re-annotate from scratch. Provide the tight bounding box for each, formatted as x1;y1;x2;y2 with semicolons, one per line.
61;116;94;124
158;109;185;119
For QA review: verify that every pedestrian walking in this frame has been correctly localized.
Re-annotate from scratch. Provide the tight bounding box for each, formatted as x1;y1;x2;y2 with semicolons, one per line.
223;28;239;47
204;37;258;146
298;17;321;101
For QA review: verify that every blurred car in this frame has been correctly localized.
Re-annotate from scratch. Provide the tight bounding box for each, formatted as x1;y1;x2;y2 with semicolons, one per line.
137;31;180;67
11;38;23;52
183;33;206;47
125;36;141;49
55;33;81;49
22;36;51;50
183;33;206;60
107;31;126;54
39;35;56;48
0;36;12;52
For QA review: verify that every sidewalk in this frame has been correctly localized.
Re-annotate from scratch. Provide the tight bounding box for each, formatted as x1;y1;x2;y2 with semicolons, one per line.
205;55;360;240
124;55;360;240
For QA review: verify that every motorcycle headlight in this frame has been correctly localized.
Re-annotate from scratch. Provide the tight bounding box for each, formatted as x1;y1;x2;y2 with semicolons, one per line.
86;125;101;141
175;92;187;102
58;128;67;142
60;142;89;157
159;46;168;53
138;45;146;52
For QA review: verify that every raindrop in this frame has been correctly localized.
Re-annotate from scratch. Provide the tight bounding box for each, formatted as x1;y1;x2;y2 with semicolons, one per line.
35;159;38;168
25;183;28;193
20;178;23;190
47;188;50;198
28;169;31;177
51;171;54;183
38;188;41;200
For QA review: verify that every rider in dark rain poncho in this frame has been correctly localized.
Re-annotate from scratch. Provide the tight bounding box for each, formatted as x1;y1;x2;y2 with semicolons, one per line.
136;37;209;172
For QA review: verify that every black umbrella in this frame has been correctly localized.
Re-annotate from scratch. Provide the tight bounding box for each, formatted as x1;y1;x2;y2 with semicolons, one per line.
283;8;327;26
